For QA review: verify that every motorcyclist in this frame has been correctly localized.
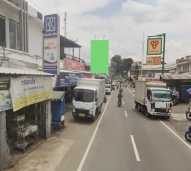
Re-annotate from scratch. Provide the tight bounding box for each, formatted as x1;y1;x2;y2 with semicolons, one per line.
118;88;123;107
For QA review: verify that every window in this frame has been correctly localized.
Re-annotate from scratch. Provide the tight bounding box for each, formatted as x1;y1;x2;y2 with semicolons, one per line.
9;19;17;49
74;89;95;102
0;15;6;47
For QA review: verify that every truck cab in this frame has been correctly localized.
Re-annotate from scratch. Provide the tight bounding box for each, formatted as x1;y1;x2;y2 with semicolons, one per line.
72;79;105;121
146;87;172;117
105;79;112;95
105;84;112;95
135;80;172;118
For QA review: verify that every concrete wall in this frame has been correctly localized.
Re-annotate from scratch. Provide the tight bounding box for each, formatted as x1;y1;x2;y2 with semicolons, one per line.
28;16;43;57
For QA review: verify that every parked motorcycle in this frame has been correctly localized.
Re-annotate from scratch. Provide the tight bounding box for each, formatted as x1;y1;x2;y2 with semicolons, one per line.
185;126;191;142
186;109;191;120
185;101;191;120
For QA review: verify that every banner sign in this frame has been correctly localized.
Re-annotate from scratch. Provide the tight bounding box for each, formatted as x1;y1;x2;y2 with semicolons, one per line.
63;58;86;71
146;56;161;65
147;37;162;55
10;76;53;111
43;14;60;75
0;90;12;111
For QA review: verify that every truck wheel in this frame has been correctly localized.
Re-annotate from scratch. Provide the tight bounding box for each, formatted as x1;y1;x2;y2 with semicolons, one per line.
144;108;150;117
91;115;96;122
72;113;79;121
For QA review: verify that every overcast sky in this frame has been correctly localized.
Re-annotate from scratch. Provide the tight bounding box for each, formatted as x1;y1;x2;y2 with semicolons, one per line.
27;0;191;64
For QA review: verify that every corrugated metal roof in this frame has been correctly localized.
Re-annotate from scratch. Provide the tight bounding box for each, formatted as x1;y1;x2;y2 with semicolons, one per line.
0;67;53;76
163;73;191;80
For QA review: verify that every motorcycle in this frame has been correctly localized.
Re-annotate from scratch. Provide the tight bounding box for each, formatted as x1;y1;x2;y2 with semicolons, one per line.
185;126;191;142
185;106;191;121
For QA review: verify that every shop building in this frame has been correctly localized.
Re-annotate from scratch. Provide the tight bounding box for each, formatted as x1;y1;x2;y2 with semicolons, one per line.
0;1;54;169
0;67;53;170
176;56;191;74
0;0;43;68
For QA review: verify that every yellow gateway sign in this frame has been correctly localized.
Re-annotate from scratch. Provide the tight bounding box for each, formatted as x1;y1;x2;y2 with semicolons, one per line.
147;37;162;55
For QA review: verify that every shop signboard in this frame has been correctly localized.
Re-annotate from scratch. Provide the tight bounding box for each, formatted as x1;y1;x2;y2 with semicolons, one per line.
146;56;161;65
147;37;162;55
44;14;59;37
43;14;60;75
10;76;53;111
0;90;12;112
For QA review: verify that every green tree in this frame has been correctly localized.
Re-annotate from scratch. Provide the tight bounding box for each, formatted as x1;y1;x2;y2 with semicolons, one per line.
122;58;134;73
111;55;122;77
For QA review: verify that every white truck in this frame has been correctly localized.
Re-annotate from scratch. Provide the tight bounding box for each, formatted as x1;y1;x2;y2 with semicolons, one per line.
135;79;172;118
72;78;105;121
105;80;112;95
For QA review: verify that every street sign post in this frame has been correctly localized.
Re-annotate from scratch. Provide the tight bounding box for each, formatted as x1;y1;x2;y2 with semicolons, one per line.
146;33;166;75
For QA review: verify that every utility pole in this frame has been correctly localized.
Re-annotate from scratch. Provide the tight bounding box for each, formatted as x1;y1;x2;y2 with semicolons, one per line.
64;12;67;37
162;33;166;76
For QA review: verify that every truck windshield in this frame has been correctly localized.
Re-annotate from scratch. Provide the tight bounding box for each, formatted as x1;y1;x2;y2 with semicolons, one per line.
105;85;111;88
152;90;171;101
74;89;94;102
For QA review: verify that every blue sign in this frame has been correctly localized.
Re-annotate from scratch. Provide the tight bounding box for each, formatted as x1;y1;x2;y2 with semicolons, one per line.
55;73;80;88
44;14;59;37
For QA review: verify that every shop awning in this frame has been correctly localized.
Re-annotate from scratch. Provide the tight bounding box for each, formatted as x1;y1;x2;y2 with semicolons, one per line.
163;73;191;80
60;36;81;48
0;67;53;76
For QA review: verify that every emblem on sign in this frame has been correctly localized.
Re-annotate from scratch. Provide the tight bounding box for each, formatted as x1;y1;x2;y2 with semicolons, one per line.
147;37;162;55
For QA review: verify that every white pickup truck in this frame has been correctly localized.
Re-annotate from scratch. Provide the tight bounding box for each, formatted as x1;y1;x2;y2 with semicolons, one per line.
72;78;105;121
135;79;172;119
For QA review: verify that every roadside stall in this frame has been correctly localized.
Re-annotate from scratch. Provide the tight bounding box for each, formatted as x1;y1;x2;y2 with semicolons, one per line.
0;67;53;170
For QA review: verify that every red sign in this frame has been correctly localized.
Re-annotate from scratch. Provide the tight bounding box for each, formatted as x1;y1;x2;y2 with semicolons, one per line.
63;58;86;70
146;56;161;65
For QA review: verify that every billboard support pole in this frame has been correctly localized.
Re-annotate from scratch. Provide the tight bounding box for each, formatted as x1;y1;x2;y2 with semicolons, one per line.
162;33;166;76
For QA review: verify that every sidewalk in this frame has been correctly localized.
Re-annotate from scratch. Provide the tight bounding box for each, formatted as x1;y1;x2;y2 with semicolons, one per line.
7;136;73;171
6;105;74;171
171;103;188;121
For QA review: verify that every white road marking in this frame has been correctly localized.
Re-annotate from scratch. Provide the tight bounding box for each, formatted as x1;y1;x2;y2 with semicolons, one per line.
124;110;128;119
130;135;141;162
77;95;112;171
122;100;125;106
160;121;191;151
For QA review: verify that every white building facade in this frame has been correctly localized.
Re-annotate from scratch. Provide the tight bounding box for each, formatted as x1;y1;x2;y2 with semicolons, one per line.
0;0;43;68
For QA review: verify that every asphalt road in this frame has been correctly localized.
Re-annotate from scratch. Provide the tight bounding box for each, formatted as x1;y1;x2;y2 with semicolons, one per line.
78;88;191;171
